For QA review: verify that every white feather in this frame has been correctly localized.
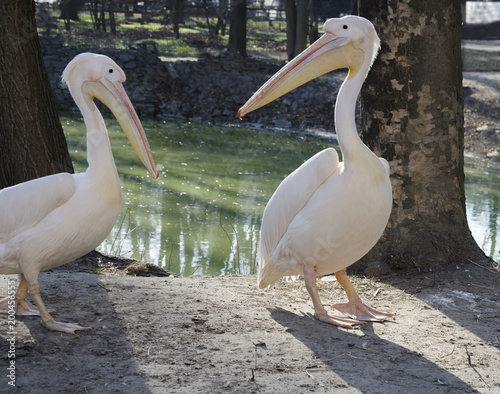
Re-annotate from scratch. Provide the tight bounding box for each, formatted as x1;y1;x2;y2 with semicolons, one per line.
258;148;339;285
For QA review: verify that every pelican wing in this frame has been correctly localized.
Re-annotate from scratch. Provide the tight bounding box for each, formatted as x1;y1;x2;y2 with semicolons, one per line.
259;148;339;268
0;173;75;241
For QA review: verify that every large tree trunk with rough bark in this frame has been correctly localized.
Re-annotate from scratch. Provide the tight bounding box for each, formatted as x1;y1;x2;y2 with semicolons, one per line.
356;0;490;269
0;0;73;189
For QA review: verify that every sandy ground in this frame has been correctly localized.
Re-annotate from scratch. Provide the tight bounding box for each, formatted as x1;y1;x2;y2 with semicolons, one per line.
0;261;499;393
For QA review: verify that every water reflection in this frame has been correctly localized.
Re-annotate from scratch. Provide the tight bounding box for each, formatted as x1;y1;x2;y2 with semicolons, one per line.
464;159;500;262
62;116;499;275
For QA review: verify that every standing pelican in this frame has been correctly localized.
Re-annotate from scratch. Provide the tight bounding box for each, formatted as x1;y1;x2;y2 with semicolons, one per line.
239;16;393;327
0;53;158;333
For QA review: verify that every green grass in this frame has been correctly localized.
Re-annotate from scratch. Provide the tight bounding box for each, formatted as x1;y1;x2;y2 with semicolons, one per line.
37;4;500;68
37;8;287;59
463;49;500;72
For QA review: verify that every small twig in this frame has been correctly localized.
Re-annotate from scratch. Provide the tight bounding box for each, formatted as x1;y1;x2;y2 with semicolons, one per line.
465;345;472;365
348;354;377;363
441;343;456;359
55;355;71;368
147;344;154;356
469;283;496;290
468;259;499;275
470;364;491;389
305;369;324;386
465;345;491;389
96;282;111;292
353;345;403;360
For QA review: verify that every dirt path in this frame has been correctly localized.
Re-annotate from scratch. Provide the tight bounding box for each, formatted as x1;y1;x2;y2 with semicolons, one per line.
1;261;499;393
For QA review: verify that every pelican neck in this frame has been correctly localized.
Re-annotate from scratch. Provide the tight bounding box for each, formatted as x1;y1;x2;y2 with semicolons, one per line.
334;60;373;163
71;88;116;175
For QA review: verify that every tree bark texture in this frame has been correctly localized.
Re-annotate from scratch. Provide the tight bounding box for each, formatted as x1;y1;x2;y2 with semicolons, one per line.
357;0;489;268
0;0;73;189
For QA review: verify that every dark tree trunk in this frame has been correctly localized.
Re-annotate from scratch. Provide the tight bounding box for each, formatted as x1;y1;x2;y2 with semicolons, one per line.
173;0;185;39
284;0;311;60
283;0;297;60
295;0;309;55
229;0;247;57
0;0;73;189
357;0;490;269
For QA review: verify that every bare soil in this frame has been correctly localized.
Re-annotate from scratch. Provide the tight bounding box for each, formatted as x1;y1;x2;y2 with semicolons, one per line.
1;261;499;393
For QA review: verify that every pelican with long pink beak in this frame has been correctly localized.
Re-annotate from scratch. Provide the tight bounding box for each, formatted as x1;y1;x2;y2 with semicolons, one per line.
239;16;394;327
0;53;158;333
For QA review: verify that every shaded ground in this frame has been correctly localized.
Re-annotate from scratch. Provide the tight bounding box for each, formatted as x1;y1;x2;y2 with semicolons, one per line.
1;262;499;393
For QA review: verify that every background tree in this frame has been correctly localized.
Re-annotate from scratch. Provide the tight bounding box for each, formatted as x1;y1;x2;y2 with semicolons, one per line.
356;0;490;269
0;0;73;189
283;0;310;60
228;0;247;56
173;0;186;39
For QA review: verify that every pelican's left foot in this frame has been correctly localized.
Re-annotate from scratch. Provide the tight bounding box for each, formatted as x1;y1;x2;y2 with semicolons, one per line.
331;301;394;322
0;297;55;316
43;319;92;334
16;299;46;316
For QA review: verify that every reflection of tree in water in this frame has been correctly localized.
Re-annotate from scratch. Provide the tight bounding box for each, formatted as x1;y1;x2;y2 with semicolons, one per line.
465;164;500;262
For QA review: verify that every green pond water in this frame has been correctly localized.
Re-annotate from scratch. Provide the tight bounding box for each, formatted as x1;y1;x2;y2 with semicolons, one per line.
62;115;500;275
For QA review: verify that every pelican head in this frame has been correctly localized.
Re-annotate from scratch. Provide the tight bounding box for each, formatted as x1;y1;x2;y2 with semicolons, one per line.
63;53;159;179
238;16;380;119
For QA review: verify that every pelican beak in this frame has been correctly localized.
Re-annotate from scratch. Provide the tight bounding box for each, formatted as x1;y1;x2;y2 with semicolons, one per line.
238;33;361;119
87;77;159;180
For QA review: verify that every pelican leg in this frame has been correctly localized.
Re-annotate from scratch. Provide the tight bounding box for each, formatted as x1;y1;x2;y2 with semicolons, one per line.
27;280;91;334
331;269;394;322
0;275;53;316
15;274;43;316
303;265;362;328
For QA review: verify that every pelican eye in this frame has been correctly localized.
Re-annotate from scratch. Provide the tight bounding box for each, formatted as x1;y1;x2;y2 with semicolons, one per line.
108;69;114;74
342;25;348;30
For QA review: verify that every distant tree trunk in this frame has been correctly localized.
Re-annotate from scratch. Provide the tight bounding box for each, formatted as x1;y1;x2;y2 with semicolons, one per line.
284;0;310;60
109;0;116;34
229;0;247;56
357;0;490;269
283;0;297;60
215;0;228;36
0;0;73;189
173;0;185;39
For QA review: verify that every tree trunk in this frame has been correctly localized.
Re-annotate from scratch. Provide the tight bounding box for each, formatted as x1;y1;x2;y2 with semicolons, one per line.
228;0;247;57
284;0;310;60
173;0;185;39
0;0;73;189
357;0;489;269
283;0;297;60
294;0;309;55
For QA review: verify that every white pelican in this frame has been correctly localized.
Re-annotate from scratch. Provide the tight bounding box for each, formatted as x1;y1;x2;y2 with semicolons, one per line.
239;16;394;327
0;53;158;333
